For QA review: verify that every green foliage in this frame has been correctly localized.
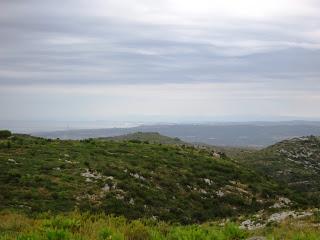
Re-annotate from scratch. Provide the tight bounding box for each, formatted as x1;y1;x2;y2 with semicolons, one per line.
124;221;151;240
1;212;319;240
235;136;320;207
17;234;40;240
291;233;320;240
222;223;247;239
0;130;11;139
43;216;80;232
99;228;113;239
46;229;69;240
0;134;283;222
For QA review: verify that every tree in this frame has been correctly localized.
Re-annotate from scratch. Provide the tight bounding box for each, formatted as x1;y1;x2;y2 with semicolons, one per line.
0;130;11;139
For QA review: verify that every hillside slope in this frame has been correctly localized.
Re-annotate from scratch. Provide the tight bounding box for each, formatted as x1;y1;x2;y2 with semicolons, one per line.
236;136;320;206
0;134;286;223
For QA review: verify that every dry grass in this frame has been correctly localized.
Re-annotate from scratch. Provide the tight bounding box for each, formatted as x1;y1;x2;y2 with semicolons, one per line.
0;211;319;240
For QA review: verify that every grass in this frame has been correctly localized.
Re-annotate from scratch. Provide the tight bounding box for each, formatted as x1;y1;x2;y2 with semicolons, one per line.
0;211;248;240
1;212;320;240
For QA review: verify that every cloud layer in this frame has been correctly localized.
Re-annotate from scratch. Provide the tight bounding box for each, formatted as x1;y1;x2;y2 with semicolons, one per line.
0;0;320;121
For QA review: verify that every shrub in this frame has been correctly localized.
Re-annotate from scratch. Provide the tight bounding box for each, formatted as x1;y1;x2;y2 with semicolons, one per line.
168;226;209;240
0;130;11;138
292;232;320;240
43;216;80;232
124;221;151;240
100;228;113;239
46;229;69;240
17;233;40;240
222;223;247;240
129;140;142;144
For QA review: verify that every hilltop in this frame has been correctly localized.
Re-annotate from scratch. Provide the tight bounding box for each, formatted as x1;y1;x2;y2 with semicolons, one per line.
104;132;185;145
236;136;320;206
0;133;290;223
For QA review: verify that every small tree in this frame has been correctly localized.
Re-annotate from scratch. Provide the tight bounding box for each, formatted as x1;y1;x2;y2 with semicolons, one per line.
0;130;12;139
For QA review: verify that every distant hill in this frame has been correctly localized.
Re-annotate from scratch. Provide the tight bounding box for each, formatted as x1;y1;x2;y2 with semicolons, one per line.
104;132;185;145
236;136;320;206
33;122;320;147
0;133;296;223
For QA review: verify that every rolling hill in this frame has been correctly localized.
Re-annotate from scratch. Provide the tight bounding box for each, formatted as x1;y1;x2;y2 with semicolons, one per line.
104;132;185;145
236;136;320;206
0;133;290;223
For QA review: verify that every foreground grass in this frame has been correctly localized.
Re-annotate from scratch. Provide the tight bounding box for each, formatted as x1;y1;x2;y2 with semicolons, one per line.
0;211;247;240
0;212;319;240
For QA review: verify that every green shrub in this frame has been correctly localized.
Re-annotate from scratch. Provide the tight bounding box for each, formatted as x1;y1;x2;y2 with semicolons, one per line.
0;130;11;138
100;228;113;239
46;229;69;240
124;221;151;240
292;232;320;240
17;233;40;240
43;216;80;232
168;226;209;240
222;223;247;240
100;228;124;240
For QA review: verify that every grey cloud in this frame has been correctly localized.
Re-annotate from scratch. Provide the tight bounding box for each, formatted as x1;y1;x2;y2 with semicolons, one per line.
0;0;319;87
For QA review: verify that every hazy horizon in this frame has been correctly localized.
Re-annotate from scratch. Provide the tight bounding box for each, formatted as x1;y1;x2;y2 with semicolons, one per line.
2;119;320;134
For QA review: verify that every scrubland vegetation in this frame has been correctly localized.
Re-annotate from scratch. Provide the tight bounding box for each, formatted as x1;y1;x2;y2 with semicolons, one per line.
1;132;320;239
0;134;286;223
0;211;319;240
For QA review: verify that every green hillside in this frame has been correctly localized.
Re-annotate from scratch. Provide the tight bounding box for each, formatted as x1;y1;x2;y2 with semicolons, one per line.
236;136;320;206
0;134;286;223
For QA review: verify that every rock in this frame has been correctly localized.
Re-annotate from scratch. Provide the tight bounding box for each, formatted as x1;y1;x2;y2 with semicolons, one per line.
216;190;225;197
130;172;146;181
212;152;221;158
81;168;103;182
101;183;110;192
240;219;265;230
267;210;313;223
246;237;266;240
8;158;18;164
203;178;213;185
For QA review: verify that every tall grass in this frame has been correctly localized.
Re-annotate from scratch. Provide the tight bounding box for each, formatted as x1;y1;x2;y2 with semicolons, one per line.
0;211;319;240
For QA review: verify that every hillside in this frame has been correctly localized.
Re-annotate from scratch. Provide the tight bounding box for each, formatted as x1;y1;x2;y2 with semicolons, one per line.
236;136;320;206
0;134;289;223
104;132;185;145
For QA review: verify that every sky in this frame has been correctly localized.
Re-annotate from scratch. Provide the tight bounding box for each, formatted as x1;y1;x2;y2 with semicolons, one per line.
1;0;320;123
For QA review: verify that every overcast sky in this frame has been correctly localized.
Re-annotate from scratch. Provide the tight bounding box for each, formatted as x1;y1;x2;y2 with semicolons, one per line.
1;0;320;122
